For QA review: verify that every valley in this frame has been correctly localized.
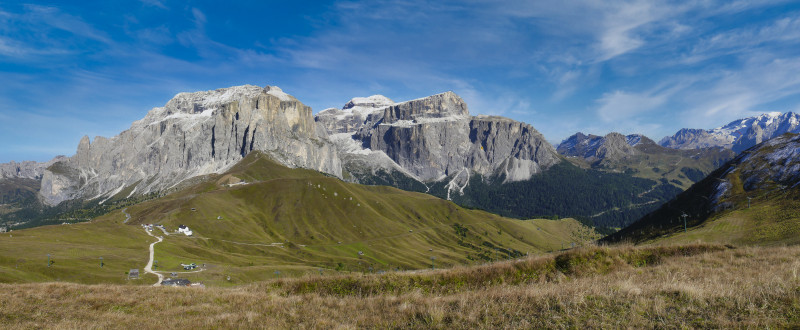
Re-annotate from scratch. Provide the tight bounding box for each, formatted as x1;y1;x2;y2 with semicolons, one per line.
3;1;800;327
0;151;601;286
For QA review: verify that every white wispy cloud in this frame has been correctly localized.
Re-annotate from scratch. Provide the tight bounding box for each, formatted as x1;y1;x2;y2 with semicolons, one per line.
23;4;112;44
139;0;168;10
2;0;800;161
684;14;800;63
681;52;800;125
595;1;660;61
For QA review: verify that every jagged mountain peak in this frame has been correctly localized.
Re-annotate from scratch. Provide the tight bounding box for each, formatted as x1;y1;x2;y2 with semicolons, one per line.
557;132;646;160
661;111;800;152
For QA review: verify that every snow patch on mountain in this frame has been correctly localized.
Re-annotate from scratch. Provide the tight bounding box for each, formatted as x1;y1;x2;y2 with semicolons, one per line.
661;112;800;152
265;86;294;101
626;134;643;147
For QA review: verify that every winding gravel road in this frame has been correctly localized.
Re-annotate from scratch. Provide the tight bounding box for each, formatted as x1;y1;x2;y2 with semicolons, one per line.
122;208;131;223
143;228;164;286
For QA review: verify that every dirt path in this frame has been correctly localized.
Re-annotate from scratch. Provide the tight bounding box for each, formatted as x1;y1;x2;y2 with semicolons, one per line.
122;208;131;224
143;228;164;286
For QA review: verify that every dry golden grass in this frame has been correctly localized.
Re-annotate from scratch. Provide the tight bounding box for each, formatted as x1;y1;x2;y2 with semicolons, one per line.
1;244;798;328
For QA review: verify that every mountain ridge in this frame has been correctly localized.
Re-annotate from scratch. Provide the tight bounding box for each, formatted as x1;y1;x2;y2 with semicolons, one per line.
603;132;800;244
660;112;800;152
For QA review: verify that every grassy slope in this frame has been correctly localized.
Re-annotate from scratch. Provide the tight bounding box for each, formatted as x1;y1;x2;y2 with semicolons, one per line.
645;190;800;246
604;137;800;246
0;152;599;285
1;244;798;328
121;152;600;285
0;220;154;284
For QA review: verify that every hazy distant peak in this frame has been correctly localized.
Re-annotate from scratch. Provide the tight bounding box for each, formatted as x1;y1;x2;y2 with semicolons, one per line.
661;111;800;152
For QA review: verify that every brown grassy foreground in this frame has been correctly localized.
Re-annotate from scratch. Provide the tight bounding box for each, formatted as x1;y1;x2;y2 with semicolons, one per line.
1;243;799;328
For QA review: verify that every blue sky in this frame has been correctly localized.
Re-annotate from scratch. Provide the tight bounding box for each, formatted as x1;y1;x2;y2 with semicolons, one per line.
2;0;800;162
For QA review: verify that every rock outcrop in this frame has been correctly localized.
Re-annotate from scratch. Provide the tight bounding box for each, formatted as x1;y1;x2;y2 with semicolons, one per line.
467;116;559;181
39;85;342;206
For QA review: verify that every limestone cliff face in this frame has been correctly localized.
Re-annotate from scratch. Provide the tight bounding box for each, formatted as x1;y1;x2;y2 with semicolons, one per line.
39;85;341;206
34;86;558;206
467;116;559;181
359;92;472;181
325;91;560;184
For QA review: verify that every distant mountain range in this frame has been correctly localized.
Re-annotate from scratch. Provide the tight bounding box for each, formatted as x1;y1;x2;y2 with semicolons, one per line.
557;132;734;188
660;112;800;152
603;132;800;244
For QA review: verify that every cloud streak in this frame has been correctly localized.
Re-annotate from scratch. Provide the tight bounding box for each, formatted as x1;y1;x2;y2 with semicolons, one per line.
1;1;800;161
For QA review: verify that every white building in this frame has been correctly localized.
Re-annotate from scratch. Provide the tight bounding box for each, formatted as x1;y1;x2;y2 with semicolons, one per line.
177;225;193;236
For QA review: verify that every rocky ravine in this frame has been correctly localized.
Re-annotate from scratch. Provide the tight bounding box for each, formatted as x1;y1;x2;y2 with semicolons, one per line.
317;91;560;193
39;85;341;206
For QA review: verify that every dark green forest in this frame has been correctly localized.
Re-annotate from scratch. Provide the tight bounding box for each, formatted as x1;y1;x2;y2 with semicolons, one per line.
428;161;684;230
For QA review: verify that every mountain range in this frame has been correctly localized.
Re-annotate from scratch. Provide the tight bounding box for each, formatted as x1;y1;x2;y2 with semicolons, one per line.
557;132;735;189
604;132;800;244
0;84;796;233
660;112;800;152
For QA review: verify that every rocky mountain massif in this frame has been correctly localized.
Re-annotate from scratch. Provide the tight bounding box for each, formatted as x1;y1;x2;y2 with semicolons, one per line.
317;93;672;229
0;158;66;180
2;86;568;228
317;92;560;190
38;85;342;207
603;133;800;244
660;112;800;152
